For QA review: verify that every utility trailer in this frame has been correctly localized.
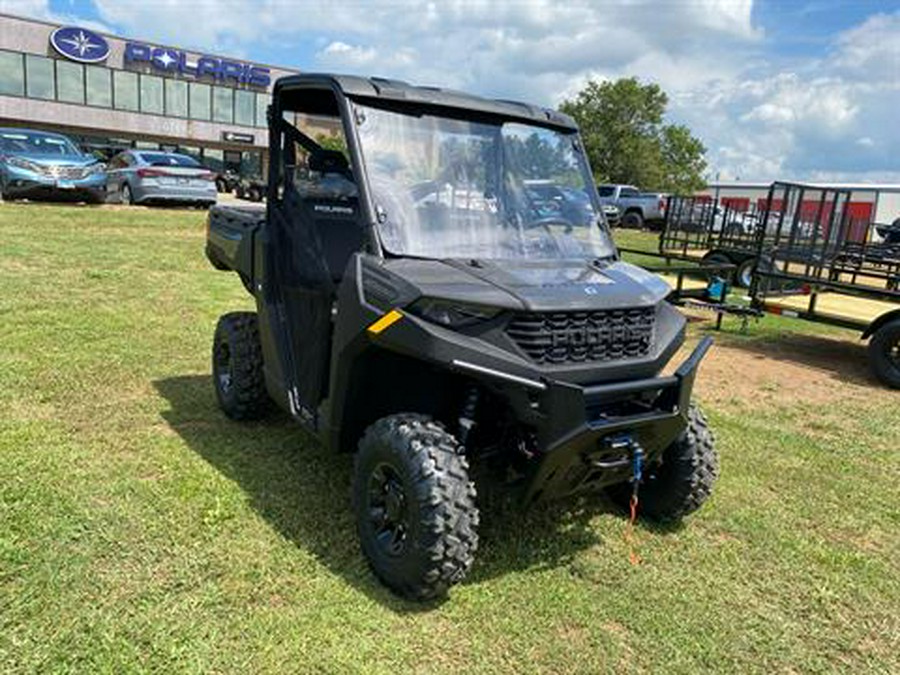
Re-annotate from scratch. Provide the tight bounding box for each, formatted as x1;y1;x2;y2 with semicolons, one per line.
659;195;774;288
749;181;900;387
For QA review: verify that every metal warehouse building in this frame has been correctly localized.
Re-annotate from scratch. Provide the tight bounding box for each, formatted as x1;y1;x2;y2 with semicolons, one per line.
700;181;900;226
0;13;336;177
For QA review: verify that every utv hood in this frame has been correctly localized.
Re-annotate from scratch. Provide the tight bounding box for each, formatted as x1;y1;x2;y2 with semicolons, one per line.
382;258;672;312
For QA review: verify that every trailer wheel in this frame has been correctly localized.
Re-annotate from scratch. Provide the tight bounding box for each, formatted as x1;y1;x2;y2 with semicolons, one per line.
212;312;271;420
734;258;756;288
869;320;900;389
609;405;718;521
702;252;733;280
622;210;644;229
354;414;479;601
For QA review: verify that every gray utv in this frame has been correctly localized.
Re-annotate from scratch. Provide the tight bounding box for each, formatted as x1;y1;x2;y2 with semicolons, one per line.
205;74;719;600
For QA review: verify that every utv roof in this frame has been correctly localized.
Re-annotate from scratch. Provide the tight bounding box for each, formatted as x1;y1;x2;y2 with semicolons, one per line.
274;73;578;132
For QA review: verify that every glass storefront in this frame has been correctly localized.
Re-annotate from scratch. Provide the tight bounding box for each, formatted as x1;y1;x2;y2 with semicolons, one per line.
113;70;139;111
0;50;24;95
0;48;268;128
189;82;211;121
140;75;164;115
212;87;234;123
86;66;112;107
165;79;188;118
25;54;55;100
55;60;84;104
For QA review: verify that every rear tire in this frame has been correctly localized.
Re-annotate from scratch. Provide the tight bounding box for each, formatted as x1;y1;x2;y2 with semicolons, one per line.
212;312;270;420
622;210;644;229
122;183;135;205
869;320;900;389
609;405;718;521
354;414;479;601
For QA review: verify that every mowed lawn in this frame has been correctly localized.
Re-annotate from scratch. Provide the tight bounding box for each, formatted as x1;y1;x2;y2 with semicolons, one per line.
1;203;898;673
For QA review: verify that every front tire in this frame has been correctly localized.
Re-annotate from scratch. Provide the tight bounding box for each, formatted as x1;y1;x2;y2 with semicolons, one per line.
869;320;900;388
622;210;644;229
354;414;479;601
610;405;718;521
212;312;270;420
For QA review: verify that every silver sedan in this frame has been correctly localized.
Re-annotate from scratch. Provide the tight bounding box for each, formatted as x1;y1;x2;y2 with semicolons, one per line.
106;150;218;207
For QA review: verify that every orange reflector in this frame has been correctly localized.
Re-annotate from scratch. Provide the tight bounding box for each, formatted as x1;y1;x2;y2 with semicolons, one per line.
367;309;403;335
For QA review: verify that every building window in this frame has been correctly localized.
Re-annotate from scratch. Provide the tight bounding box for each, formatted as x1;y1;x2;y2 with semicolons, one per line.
25;55;55;100
242;151;262;179
212;86;234;123
0;51;24;96
56;60;85;105
234;89;255;127
203;148;224;173
113;70;139;111
165;79;188;118
256;92;268;127
140;74;164;115
189;82;211;120
85;66;111;107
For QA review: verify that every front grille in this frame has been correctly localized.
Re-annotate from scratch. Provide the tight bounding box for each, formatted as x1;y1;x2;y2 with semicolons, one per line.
506;308;655;364
46;166;89;179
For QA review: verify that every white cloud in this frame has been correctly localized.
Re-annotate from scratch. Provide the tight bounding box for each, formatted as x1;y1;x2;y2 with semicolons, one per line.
0;0;110;32
44;1;894;183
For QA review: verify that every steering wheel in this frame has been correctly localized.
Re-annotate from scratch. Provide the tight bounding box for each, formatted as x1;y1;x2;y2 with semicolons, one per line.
523;215;575;234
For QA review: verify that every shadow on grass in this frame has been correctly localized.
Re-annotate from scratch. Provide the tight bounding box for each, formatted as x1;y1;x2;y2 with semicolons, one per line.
709;327;878;388
154;374;663;610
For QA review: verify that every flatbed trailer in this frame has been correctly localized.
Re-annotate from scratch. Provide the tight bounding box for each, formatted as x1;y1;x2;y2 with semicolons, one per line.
749;182;900;387
618;246;760;330
659;195;781;288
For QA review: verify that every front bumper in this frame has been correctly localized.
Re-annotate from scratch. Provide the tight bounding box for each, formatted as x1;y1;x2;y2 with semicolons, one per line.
444;336;712;503
517;336;712;502
3;167;106;201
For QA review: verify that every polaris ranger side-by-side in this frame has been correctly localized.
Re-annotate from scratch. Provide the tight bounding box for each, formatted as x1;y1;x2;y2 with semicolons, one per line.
205;74;719;600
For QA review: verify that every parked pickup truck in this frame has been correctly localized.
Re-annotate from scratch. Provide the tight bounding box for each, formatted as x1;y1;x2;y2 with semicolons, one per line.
597;184;667;230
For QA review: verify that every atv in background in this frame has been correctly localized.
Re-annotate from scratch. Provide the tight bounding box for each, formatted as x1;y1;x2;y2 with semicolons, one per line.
204;74;719;600
234;176;265;202
215;169;240;194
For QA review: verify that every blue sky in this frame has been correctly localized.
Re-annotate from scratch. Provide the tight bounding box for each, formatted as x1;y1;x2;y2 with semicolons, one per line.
4;0;899;181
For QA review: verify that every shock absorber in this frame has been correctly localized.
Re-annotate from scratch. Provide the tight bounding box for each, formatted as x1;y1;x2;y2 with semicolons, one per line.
457;385;480;447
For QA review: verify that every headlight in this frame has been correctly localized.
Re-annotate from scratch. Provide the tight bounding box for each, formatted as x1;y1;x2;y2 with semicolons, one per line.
407;299;500;328
7;156;44;174
84;162;106;175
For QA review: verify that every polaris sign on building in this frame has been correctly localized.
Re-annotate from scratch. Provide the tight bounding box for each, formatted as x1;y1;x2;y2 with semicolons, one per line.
0;12;333;180
49;26;110;63
124;42;271;87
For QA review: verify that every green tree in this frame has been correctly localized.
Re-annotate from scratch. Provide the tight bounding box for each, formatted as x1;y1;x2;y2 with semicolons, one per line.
559;78;707;193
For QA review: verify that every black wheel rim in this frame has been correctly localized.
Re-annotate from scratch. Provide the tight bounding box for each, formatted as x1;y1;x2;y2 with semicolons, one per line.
889;337;900;369
214;340;233;394
368;463;409;556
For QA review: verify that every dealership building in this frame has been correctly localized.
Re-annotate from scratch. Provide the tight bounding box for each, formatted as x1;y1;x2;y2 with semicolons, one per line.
0;12;334;177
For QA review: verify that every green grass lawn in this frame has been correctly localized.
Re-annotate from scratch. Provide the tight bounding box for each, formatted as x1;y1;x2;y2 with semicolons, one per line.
1;204;898;673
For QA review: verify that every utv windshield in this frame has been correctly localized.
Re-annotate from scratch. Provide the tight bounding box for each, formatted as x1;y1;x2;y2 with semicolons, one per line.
355;104;615;260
